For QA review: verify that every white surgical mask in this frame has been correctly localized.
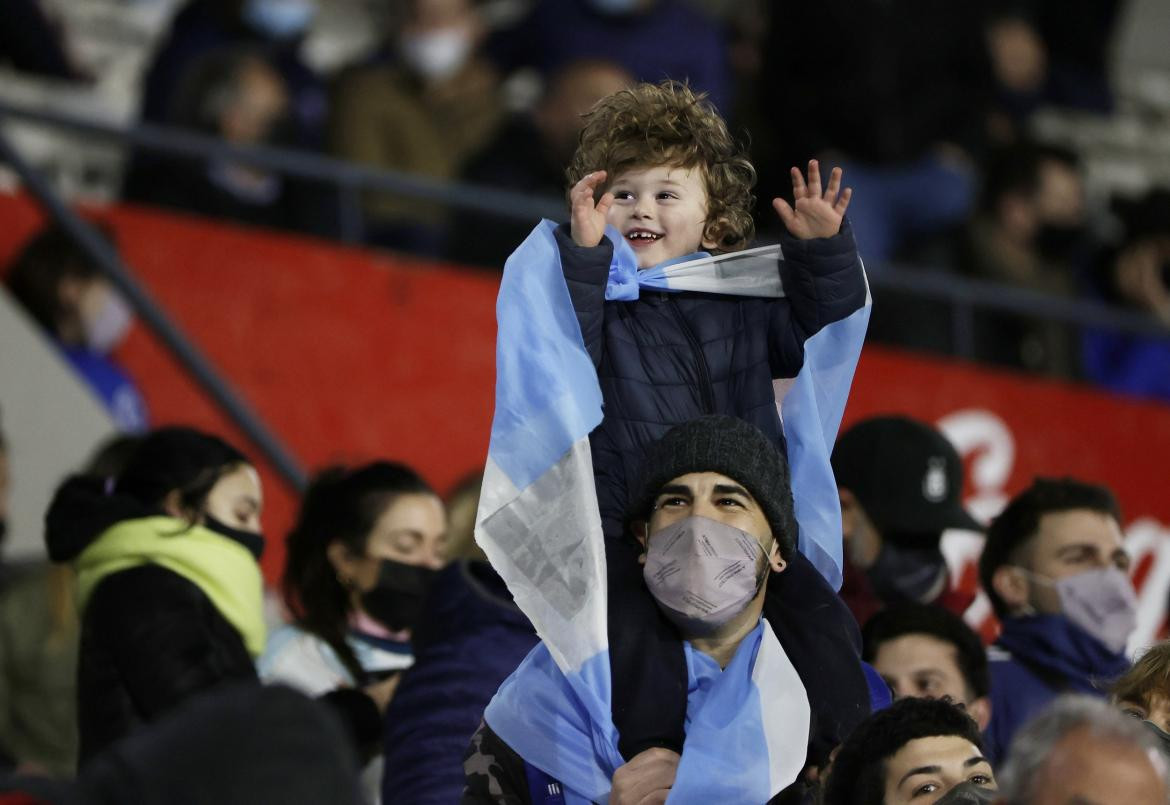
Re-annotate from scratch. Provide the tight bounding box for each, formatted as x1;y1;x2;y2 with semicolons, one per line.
242;0;316;40
82;287;133;354
400;28;473;82
1020;565;1138;654
643;515;770;634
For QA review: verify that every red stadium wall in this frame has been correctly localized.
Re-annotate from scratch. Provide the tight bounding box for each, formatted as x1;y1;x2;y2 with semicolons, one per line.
3;192;1169;644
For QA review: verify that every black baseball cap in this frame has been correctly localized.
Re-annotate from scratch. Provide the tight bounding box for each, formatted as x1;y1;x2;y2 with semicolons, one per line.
831;415;981;542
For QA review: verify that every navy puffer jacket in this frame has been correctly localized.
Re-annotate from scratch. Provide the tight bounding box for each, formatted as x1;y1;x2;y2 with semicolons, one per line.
556;222;868;539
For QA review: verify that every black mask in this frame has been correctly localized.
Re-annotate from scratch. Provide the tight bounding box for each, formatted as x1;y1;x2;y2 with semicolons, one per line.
933;781;997;804
866;541;948;605
1145;720;1170;756
0;518;6;549
203;514;265;561
360;559;439;632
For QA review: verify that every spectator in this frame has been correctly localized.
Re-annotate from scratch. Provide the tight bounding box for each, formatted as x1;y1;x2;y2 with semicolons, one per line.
1081;188;1170;402
831;416;982;626
5;225;148;433
978;477;1136;763
864;603;992;731
449;59;632;269
126;48;334;235
1112;642;1170;755
442;472;486;562
380;558;537;805
43;427;266;764
463;416;872;803
259;462;446;801
961;142;1087;376
996;695;1168;804
757;1;993;264
0;431;139;778
1;684;363;805
824;697;997;805
330;0;503;254
485;0;731;113
136;0;326;148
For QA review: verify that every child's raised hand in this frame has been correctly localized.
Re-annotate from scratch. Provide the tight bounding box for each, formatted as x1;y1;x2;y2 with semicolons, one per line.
772;160;852;240
570;170;615;248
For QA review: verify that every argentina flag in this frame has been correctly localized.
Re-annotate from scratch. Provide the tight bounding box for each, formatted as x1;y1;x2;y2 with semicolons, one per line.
475;221;871;802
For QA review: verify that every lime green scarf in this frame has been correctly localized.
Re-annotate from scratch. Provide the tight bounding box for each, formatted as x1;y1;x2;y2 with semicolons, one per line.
75;516;266;657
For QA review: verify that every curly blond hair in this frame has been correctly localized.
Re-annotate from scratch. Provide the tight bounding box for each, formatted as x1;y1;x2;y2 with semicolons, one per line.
566;81;756;252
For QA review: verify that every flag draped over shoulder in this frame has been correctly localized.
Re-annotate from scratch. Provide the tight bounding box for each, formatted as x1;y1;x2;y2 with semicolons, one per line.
475;221;871;803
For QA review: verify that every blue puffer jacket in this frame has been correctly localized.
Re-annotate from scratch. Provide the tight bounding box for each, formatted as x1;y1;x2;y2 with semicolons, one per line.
381;560;537;805
556;222;868;538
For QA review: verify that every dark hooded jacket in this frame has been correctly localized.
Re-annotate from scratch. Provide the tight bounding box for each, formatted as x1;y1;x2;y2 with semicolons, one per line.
555;222;868;540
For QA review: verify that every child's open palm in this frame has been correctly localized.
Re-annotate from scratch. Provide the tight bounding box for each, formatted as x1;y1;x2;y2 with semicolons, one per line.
772;160;852;240
570;170;616;248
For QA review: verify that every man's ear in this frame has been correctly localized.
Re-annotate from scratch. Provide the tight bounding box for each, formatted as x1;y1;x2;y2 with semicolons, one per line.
631;521;649;564
162;489;187;521
967;696;992;732
839;489;859;541
769;539;787;574
991;564;1030;615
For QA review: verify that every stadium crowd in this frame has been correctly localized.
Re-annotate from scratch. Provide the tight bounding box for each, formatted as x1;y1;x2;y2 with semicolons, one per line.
1;1;1169;804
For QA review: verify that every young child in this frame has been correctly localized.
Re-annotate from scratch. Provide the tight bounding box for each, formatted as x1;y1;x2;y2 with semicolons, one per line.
550;82;870;765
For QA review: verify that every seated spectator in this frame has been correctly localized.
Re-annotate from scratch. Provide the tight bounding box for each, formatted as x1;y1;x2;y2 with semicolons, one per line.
43;427;266;764
329;0;503;254
961;142;1087;376
831;416;982;626
978;477;1136;763
381;558;537;805
136;0;326;149
1081;188;1170;402
464;416;871;803
4;225;148;433
486;0;730;113
757;1;992;264
824;697;997;805
449;59;632;269
126;47;333;235
996;695;1168;804
1112;642;1170;754
260;462;446;801
1;684;363;805
864;603;992;730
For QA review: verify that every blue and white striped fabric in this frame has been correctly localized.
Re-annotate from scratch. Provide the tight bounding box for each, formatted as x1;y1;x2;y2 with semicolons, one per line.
475;220;870;803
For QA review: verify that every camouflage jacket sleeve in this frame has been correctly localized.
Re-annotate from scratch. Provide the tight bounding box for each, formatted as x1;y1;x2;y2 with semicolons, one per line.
461;720;533;805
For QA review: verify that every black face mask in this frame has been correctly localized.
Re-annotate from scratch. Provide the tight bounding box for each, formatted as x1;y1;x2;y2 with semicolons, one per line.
1034;222;1087;262
203;514;266;561
1145;720;1170;756
866;540;948;605
933;781;997;804
359;559;439;632
0;518;7;549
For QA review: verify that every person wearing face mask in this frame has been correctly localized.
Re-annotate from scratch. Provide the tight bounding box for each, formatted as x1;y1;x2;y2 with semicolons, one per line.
42;427;266;764
832;416;983;627
260;462;446;804
328;0;502;253
464;416;872;804
5;226;148;433
824;697;997;805
977;477;1136;764
1112;642;1170;757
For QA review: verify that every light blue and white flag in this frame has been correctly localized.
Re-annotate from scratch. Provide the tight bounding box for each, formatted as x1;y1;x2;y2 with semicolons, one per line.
475;221;871;803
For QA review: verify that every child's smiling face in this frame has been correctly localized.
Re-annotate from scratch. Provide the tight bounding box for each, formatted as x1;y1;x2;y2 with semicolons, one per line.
605;164;716;269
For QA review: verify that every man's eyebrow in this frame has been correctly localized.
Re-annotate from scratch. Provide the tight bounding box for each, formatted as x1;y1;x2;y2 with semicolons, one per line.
1055;543;1095;557
963;755;990;768
898;765;941;787
656;484;693;497
712;483;752;498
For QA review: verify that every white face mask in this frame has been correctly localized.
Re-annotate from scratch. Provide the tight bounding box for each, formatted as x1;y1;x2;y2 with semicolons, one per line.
643;515;770;635
1021;565;1138;654
82;286;134;354
400;28;473;82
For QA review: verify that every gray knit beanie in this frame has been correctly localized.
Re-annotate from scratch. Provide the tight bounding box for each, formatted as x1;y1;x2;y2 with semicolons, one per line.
628;415;797;559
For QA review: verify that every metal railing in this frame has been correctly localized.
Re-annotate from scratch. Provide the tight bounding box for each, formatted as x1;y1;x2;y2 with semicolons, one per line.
1;98;1168;484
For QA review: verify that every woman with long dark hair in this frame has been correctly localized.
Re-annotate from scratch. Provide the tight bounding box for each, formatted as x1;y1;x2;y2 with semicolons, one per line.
45;426;265;764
